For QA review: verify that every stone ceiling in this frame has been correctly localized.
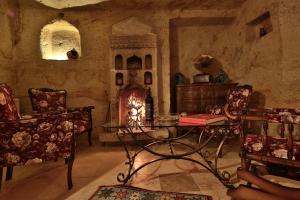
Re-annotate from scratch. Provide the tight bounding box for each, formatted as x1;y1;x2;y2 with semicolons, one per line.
35;0;247;10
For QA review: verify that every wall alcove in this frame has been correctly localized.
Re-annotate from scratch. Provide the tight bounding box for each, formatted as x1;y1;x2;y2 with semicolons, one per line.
145;54;152;69
115;54;123;69
40;19;81;60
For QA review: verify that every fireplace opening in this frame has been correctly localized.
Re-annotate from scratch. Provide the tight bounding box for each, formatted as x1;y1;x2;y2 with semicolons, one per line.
119;85;146;126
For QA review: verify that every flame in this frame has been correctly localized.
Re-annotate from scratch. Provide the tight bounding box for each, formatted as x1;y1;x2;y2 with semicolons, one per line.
127;94;145;127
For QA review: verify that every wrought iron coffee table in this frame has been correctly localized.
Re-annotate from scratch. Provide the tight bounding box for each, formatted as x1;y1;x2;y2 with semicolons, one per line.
103;120;238;188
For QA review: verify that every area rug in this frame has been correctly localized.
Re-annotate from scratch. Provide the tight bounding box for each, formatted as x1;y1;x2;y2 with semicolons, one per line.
89;185;212;200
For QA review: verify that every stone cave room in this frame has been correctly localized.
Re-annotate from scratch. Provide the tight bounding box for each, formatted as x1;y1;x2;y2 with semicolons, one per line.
0;0;300;200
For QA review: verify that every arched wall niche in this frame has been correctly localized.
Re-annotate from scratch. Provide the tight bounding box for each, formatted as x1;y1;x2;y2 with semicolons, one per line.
40;19;81;60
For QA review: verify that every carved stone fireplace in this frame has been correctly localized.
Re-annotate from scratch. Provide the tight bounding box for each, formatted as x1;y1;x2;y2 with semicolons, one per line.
108;17;158;126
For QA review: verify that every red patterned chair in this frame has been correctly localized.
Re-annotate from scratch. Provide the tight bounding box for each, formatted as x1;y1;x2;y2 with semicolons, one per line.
28;88;94;146
199;85;253;157
0;83;78;190
225;106;300;180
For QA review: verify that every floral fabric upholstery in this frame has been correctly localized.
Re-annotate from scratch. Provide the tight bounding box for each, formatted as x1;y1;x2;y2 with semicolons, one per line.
243;108;300;163
68;106;93;135
266;108;300;124
226;85;252;115
28;88;93;136
204;85;252;136
28;88;67;113
244;134;300;161
0;112;77;166
0;83;20;121
206;105;223;115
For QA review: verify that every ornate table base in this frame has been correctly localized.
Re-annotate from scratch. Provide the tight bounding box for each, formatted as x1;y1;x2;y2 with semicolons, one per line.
116;126;235;189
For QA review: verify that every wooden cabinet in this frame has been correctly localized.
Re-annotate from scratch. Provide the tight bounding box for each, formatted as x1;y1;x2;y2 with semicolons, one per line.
176;83;237;114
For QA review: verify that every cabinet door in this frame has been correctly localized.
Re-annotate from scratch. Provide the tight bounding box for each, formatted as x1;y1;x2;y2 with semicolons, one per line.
177;100;201;114
193;85;214;113
177;86;199;114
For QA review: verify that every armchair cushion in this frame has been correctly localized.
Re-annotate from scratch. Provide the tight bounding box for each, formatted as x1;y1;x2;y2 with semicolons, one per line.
28;88;67;113
0;83;20;121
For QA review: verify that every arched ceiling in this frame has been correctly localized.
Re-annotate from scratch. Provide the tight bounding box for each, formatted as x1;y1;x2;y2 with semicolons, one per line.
35;0;246;10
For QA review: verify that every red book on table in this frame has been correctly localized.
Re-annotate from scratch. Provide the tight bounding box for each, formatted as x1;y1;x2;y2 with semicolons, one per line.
179;114;227;125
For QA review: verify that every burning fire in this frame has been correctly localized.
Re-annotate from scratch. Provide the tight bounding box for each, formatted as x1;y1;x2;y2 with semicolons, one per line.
127;94;145;127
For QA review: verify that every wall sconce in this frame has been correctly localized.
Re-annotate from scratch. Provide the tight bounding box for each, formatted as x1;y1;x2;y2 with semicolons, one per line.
144;72;152;85
115;73;123;86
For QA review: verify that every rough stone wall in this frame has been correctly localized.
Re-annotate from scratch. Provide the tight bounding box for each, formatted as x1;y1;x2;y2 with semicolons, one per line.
279;0;300;107
214;0;300;108
170;0;300;108
221;0;283;107
14;1;171;134
174;25;230;84
0;0;17;87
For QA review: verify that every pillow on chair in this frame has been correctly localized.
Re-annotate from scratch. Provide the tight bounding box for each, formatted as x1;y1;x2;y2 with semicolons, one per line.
28;88;67;113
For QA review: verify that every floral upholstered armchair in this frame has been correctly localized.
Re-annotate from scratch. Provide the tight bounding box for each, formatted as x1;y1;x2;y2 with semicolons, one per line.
0;83;78;190
195;85;253;176
231;107;300;180
200;85;253;143
225;109;300;200
28;88;94;146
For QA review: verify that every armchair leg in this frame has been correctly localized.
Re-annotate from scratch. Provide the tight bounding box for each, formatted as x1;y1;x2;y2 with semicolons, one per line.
88;129;93;146
67;158;74;190
6;166;13;181
0;167;3;190
88;110;93;146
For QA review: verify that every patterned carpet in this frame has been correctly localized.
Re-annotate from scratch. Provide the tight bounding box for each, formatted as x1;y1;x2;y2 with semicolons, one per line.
89;185;212;200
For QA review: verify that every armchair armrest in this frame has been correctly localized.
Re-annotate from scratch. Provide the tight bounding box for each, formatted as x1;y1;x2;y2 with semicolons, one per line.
67;106;95;113
227;107;300;124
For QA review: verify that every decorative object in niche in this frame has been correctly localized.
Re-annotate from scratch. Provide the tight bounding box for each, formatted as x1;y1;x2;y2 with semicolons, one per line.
144;72;152;85
115;73;124;86
67;48;79;59
246;11;273;42
259;27;267;37
115;55;123;69
40;19;81;60
127;55;142;70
